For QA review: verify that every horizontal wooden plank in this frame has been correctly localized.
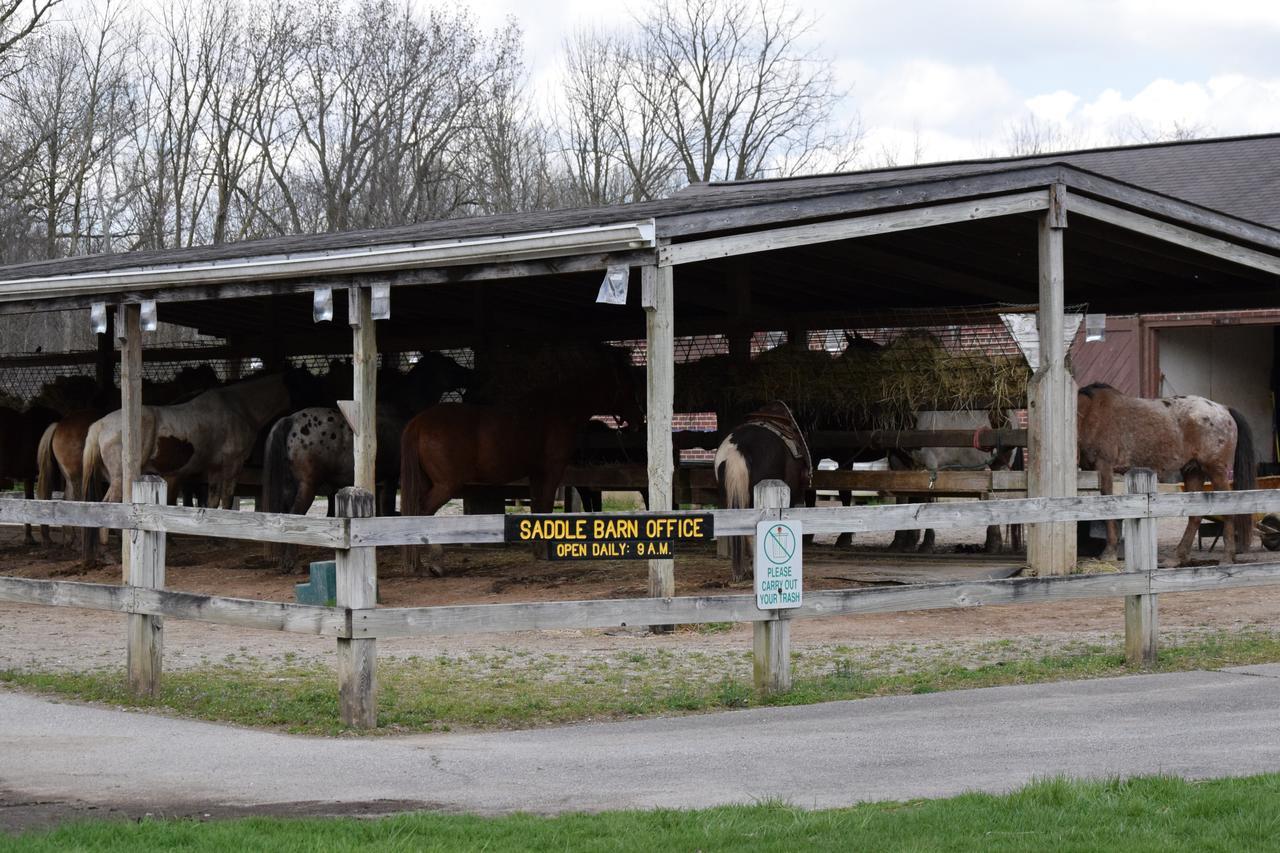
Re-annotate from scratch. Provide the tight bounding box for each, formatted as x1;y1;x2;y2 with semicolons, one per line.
132;505;348;547
812;429;1028;450
0;576;132;612
783;493;1151;533
132;588;347;637
0;576;347;636
1149;490;1280;519
1148;562;1280;594
0;498;132;530
659;191;1051;266
351;570;1159;638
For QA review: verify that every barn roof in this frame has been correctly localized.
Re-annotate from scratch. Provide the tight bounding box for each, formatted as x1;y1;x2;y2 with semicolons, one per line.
680;132;1280;230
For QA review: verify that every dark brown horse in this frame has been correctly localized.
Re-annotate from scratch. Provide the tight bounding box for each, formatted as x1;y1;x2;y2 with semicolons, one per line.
0;405;60;544
399;345;642;574
1077;383;1256;565
714;401;812;581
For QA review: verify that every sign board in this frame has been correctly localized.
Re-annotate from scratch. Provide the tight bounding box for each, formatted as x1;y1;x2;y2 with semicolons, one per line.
755;520;803;609
505;513;714;562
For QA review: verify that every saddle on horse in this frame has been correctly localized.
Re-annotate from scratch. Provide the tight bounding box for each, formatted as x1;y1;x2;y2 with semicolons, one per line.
742;401;813;486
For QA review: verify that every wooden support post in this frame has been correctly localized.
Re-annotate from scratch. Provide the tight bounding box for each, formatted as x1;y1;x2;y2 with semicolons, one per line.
349;287;377;494
335;487;377;728
753;480;791;694
1123;468;1159;667
127;475;167;696
119;303;143;579
1028;184;1077;575
643;264;676;632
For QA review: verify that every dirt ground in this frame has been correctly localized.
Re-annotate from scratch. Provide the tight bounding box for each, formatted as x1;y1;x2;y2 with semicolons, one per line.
2;504;1277;673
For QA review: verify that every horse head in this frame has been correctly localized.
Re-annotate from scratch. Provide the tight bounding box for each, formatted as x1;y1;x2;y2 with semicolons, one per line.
401;352;473;410
593;346;645;430
283;367;330;410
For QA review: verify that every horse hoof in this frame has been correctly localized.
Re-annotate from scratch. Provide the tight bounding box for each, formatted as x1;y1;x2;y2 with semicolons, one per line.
428;564;446;578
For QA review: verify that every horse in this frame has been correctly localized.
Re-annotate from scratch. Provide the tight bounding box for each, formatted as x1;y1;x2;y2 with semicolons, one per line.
714;401;812;581
399;344;643;575
1077;383;1256;564
261;407;406;571
0;405;60;544
887;409;1020;554
81;369;325;514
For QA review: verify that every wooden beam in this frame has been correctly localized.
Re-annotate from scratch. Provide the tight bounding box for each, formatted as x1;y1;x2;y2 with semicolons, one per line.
1123;469;1158;666
1027;197;1078;575
349;287;377;492
1070;195;1280;278
659;191;1051;267
118;303;142;578
127;476;166;697
335;487;377;729
643;263;676;630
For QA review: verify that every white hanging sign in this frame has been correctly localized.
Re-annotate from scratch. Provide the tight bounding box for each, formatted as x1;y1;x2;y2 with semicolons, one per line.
1000;312;1084;370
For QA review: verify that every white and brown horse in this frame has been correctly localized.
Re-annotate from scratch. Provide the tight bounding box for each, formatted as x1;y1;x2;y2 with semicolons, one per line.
714;401;812;581
1077;383;1256;564
82;369;323;511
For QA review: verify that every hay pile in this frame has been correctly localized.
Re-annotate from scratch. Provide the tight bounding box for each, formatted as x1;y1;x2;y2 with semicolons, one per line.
676;334;1030;428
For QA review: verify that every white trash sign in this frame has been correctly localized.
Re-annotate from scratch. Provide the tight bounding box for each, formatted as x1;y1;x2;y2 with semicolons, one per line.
755;519;803;610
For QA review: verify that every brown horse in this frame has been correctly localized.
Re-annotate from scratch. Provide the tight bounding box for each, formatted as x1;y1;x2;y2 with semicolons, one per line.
1077;383;1256;565
714;401;812;581
399;345;642;575
0;405;60;544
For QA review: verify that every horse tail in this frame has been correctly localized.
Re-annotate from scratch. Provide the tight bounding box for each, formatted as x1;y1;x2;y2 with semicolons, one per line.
715;435;752;581
80;421;103;503
36;421;60;500
1230;407;1257;550
399;419;430;518
261;416;295;515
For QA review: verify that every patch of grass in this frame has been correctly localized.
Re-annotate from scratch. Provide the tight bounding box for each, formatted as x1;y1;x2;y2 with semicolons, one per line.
14;774;1280;850
4;629;1280;736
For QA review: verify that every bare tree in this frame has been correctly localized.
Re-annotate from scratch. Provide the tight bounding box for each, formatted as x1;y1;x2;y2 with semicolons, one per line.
637;0;849;183
0;0;60;80
1002;113;1081;157
1111;116;1212;145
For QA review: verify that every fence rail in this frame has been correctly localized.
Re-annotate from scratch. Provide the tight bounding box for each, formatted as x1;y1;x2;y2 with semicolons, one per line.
2;474;1279;727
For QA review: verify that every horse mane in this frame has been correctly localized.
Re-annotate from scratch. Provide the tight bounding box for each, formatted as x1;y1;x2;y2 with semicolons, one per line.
1079;382;1117;398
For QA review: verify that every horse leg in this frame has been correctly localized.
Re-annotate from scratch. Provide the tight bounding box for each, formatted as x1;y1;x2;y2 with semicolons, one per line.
917;527;936;554
984;524;1003;554
834;489;854;548
1097;467;1119;561
419;483;457;578
279;479;319;573
25;477;45;546
1175;469;1206;567
1207;465;1238;564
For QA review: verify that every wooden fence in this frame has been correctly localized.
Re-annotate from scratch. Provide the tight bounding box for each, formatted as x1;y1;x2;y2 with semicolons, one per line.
3;470;1280;726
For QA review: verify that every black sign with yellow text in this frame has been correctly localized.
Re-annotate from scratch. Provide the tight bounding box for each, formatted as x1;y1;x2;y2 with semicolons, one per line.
504;513;714;561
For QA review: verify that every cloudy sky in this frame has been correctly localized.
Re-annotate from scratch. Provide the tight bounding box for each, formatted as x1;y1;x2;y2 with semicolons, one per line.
470;0;1280;165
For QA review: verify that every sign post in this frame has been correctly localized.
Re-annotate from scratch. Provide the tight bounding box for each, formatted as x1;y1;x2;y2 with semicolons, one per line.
752;480;798;694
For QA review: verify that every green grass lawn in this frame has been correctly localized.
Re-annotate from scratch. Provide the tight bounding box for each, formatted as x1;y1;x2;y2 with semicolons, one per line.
12;774;1280;850
4;629;1279;735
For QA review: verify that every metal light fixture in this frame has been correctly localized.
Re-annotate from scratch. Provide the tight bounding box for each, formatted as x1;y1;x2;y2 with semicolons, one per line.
596;265;629;305
313;286;334;322
370;283;391;320
140;299;158;332
90;302;107;334
1085;313;1106;342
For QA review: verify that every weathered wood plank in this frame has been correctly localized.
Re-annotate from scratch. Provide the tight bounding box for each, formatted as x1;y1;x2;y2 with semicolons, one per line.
1122;469;1158;667
131;588;347;637
1148;562;1280;594
0;576;132;612
783;494;1149;534
644;263;677;632
133;505;348;546
659;192;1052;266
1150;490;1280;519
335;487;378;729
0;498;133;529
349;287;377;492
127;477;166;696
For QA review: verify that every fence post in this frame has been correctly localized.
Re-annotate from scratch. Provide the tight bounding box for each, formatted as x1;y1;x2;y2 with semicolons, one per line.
1123;468;1158;666
753;480;791;694
127;475;167;696
335;487;378;728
